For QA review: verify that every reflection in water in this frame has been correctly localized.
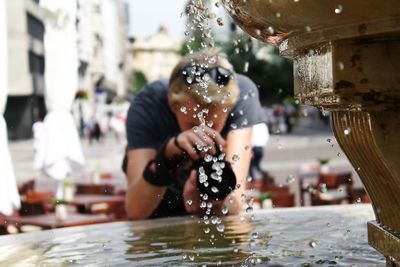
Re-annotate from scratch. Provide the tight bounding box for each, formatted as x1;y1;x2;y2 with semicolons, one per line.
0;205;385;266
124;216;259;265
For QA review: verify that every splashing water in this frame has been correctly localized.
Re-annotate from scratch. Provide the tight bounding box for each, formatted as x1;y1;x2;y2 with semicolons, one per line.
334;5;343;14
286;174;295;184
344;127;351;135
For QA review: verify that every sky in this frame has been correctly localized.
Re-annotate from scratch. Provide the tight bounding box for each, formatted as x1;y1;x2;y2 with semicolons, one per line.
127;0;187;38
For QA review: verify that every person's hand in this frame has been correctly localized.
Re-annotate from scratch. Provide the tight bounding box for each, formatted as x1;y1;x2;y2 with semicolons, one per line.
166;126;226;161
183;170;202;214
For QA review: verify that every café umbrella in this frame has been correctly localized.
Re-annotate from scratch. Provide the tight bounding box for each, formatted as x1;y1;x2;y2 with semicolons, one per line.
0;0;20;216
36;0;84;198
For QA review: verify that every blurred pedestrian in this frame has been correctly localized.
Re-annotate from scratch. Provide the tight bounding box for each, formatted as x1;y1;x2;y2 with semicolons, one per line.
284;102;296;134
249;122;270;182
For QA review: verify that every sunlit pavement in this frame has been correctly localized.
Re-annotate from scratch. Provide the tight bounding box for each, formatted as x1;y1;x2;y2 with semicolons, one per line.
9;118;361;205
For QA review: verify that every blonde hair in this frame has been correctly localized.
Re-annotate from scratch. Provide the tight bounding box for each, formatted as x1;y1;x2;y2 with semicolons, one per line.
168;49;239;108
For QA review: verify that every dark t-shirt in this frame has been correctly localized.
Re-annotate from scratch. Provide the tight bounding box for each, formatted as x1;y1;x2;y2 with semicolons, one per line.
126;74;264;218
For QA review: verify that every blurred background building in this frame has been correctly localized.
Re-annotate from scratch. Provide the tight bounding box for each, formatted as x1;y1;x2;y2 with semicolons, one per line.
5;0;46;139
4;0;130;140
129;25;181;87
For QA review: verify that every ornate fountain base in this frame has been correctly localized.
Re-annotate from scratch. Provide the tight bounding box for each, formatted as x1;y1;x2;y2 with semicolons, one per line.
369;222;400;265
222;1;400;264
293;39;400;266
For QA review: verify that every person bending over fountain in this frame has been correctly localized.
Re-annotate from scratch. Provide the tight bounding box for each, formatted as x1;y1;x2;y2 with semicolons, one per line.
124;50;264;219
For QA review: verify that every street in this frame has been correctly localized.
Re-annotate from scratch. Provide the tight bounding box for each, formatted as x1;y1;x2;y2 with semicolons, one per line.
9;117;362;206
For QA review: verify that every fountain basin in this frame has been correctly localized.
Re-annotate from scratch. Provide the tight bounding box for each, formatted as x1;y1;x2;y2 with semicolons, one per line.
0;205;383;266
223;0;400;49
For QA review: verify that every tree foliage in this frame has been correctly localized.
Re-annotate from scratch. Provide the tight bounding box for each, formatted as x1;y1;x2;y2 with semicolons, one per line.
132;70;148;93
220;36;294;105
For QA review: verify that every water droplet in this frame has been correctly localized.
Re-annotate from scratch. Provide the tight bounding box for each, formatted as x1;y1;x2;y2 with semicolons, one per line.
337;152;341;157
327;138;332;143
276;12;281;18
211;186;219;193
230;123;237;129
216;17;223;26
286;174;295;184
204;154;213;162
222;107;228;113
221;206;229;215
246;206;253;213
233;248;239;253
267;26;274;34
186;199;193;206
247;176;252;182
305;25;312;32
245;145;250;151
216;224;225;232
344;128;351;135
183;253;187;259
186;77;193;84
236;184;241;189
232;154;240;161
309;240;317;248
334;5;343;14
211;216;219;225
338;61;345;70
204;227;210;234
180;106;187;113
356;197;361;203
189;255;195;261
200;201;207;208
251;232;259;239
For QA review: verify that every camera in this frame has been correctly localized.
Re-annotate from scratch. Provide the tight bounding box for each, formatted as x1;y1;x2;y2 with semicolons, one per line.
193;157;237;201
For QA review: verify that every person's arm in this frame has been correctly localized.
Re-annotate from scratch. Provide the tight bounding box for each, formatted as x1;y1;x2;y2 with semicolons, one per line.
125;148;165;220
222;127;253;214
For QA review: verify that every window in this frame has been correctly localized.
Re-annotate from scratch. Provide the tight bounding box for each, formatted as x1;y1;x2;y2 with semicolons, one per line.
27;13;45;41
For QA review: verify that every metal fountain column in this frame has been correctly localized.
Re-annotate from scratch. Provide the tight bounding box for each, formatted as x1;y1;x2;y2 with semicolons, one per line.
222;0;400;265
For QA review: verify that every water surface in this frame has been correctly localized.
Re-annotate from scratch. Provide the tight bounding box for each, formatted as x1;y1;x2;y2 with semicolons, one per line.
0;204;385;266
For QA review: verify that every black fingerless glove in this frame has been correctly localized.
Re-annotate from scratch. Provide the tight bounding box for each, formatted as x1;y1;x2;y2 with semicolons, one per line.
143;136;190;187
